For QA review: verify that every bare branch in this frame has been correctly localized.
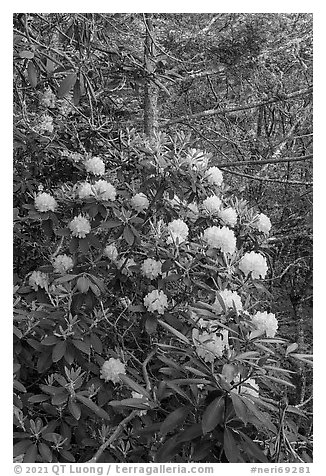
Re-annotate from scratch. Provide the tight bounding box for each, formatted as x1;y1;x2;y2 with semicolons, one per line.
87;410;138;463
217;154;313;168
223;168;312;186
161;87;312;127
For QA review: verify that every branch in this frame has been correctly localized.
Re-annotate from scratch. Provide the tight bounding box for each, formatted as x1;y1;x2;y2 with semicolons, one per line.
216;154;313;168
87;410;138;463
161;87;312;127
223;169;312;186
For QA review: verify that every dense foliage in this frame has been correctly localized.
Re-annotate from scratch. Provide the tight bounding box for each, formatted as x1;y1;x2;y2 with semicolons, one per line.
13;13;312;464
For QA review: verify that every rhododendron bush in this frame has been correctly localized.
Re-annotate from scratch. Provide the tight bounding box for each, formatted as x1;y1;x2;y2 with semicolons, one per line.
13;127;311;464
13;13;312;465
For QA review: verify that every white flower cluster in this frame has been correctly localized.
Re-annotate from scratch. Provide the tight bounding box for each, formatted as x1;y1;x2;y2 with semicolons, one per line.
34;192;57;213
203;195;222;214
29;271;48;291
68;215;91;238
77;180;116;201
104;244;118;261
203;226;236;254
94;180;116;201
41;88;56;108
141;258;162;280
58;98;74;116
239;251;268;279
218;207;238;227
85;157;105;176
206;166;223;186
167;219;189;245
213;289;243;314
251;311;278;338
232;375;259;398
78;182;93;199
144;290;168;314
192;328;229;363
100;358;126;384
35;114;54;134
131;193;150;212
53;254;74;274
253;213;272;234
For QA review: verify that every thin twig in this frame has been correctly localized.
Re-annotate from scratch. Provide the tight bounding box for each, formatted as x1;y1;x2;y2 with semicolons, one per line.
87;410;138;463
223;168;312;186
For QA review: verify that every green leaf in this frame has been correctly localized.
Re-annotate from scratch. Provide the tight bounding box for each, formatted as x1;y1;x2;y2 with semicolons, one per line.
145;314;157;334
41;335;58;346
23;443;38;463
79;237;89;254
38;442;52;463
109;398;150;410
51;393;69;406
160;406;190;436
230;392;249;425
57;73;77;98
202;396;225;434
27;62;38;88
68;399;81;420
165;381;193;404
13;440;33;457
52;341;67;363
119;374;150;398
76;276;90;293
177;423;203;443
223;428;241;462
28;394;50;403
19;50;34;59
76;394;110;420
90;333;103;353
154;435;181;463
123;225;135;246
72;339;90;355
238;431;268;462
157;319;189;344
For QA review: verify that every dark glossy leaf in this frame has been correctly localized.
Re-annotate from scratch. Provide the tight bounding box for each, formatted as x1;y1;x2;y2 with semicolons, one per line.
27;62;38;88
57;73;77;98
68;399;81;420
145;314;157;335
52;340;67;363
123;225;135;246
76;394;110;420
191;439;214;461
202;396;225;434
38;442;52;463
119;374;150;398
13;440;33;457
230;392;249;425
154;435;181;463
51;392;69;406
19;50;34;59
23;443;38;463
160;406;190;436
28;394;50;404
72;339;90;355
90;333;103;353
41;335;58;346
238;431;268;462
224;428;241;462
177;423;203;443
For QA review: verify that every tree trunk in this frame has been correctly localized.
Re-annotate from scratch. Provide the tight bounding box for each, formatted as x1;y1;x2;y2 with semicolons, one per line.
143;13;158;137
